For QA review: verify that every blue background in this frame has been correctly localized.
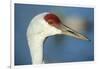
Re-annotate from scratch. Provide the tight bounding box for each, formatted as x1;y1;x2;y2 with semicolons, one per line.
15;3;94;65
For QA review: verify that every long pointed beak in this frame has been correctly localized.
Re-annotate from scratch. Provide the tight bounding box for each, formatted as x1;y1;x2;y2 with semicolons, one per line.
58;23;88;40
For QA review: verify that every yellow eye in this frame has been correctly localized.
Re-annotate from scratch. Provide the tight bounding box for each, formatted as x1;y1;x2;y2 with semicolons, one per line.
48;20;54;25
49;21;53;24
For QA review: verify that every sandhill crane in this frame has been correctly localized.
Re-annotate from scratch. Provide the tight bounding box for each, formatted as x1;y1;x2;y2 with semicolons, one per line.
27;12;88;64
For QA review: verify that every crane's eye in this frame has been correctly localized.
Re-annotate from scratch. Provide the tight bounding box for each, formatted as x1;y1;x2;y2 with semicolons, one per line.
48;20;54;25
49;21;53;25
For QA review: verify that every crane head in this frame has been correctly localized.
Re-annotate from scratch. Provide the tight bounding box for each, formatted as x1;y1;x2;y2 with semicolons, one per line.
27;12;88;40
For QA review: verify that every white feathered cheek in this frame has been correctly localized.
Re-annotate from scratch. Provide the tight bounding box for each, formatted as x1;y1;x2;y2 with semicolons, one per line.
42;20;61;36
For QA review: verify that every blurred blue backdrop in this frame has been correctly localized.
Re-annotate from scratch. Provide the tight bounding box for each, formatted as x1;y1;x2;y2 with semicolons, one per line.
15;3;94;65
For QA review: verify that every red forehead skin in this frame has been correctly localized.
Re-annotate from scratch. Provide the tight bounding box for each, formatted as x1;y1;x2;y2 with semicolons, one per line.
44;13;61;27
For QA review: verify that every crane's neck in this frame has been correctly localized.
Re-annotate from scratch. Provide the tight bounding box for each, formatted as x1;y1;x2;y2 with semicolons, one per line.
28;35;46;64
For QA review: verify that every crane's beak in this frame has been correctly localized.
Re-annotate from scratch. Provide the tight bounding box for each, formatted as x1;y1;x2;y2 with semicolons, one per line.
58;23;88;40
